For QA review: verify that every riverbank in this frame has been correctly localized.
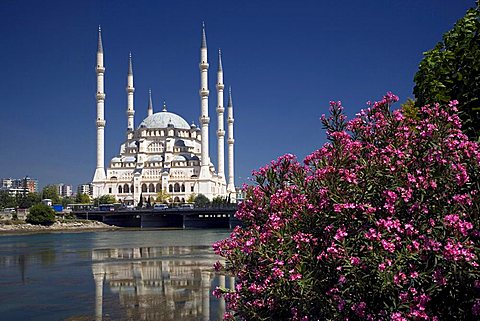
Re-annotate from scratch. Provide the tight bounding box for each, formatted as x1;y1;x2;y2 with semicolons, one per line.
0;220;117;234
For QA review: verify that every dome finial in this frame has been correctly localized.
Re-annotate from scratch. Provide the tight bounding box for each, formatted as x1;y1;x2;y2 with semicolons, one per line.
148;89;153;115
201;22;207;49
162;101;167;112
97;25;103;53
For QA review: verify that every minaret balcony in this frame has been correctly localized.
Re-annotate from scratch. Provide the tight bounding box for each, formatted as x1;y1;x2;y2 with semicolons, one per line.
200;116;210;124
227;118;234;124
199;62;209;70
96;66;105;73
199;89;209;97
217;129;225;136
228;138;235;144
96;119;106;127
126;110;135;116
126;87;135;93
216;83;225;90
216;107;225;113
96;92;106;100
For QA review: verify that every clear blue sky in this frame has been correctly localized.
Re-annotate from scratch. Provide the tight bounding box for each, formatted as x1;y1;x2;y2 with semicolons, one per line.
0;0;474;189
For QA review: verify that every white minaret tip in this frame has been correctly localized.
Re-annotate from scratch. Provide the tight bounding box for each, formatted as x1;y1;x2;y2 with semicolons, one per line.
218;49;223;72
201;22;207;48
228;86;233;107
162;101;167;112
97;26;103;53
128;52;133;75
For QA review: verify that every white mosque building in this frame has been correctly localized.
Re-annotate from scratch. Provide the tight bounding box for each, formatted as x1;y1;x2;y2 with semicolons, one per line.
91;25;235;205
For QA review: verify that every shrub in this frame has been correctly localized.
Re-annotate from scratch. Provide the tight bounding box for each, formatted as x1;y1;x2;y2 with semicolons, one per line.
26;204;56;226
213;93;480;320
194;194;211;208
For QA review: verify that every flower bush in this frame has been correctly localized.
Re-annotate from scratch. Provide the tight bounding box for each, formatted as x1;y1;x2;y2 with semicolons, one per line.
213;93;480;320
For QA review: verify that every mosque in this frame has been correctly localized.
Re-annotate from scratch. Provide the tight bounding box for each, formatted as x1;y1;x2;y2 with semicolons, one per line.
91;25;236;205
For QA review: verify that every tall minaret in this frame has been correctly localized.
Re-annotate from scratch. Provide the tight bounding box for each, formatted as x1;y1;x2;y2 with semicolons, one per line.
126;53;135;131
216;49;226;189
199;23;211;180
147;89;153;117
93;26;106;184
227;87;235;194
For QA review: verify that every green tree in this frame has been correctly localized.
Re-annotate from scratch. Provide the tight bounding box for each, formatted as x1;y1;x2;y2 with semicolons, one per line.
186;193;196;204
194;194;210;208
212;196;227;206
41;185;61;204
138;193;144;208
414;1;480;140
0;190;16;209
156;189;171;203
18;192;41;209
93;195;116;206
75;193;90;204
26;204;56;226
61;196;76;207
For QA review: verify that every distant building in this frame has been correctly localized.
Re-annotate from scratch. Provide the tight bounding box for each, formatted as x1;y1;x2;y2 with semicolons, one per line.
56;183;73;197
91;25;236;205
1;177;38;194
78;184;93;197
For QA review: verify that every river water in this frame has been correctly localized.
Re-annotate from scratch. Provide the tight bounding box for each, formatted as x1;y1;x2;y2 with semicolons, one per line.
0;229;232;321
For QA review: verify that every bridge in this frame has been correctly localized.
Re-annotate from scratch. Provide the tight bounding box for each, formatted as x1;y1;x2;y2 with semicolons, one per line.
74;207;241;229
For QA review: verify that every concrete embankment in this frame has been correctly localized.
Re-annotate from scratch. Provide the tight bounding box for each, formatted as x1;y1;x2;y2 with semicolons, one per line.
0;220;117;233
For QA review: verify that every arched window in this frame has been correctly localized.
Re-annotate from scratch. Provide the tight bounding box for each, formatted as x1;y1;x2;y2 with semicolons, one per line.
156;183;161;192
169;184;173;193
174;183;180;193
131;185;134;193
118;186;123;194
181;198;185;203
142;184;147;193
181;184;185;192
174;196;180;202
149;183;155;192
124;184;129;194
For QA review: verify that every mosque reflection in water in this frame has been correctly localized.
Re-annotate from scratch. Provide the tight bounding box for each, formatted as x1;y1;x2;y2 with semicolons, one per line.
92;246;233;321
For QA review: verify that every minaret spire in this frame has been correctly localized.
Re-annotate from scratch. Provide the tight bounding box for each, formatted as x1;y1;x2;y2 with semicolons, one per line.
198;22;213;198
201;22;207;49
97;26;103;53
93;26;107;186
216;49;226;190
126;53;135;132
147;89;153;117
227;86;235;194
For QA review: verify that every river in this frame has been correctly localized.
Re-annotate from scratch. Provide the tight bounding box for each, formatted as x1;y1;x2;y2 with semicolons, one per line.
0;229;232;321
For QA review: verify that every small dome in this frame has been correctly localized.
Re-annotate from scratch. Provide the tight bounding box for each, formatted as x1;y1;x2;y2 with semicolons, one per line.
175;140;186;147
139;110;190;130
111;156;122;162
147;156;163;162
122;156;136;162
172;155;187;162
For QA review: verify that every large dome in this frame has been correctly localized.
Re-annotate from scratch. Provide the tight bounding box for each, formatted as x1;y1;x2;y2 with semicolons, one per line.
139;110;190;129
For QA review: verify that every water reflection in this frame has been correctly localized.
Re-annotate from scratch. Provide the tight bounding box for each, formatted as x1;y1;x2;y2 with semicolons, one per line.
92;246;233;321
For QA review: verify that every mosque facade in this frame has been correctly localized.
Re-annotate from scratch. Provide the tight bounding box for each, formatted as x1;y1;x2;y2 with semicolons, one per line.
91;26;235;205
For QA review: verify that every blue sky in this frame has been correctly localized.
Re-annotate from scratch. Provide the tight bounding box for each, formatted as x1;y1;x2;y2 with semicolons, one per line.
0;0;474;189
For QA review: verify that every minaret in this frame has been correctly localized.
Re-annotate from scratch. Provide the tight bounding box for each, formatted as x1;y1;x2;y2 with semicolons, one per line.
93;26;106;184
216;49;226;189
126;53;135;131
227;87;235;194
147;89;153;117
199;23;211;180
